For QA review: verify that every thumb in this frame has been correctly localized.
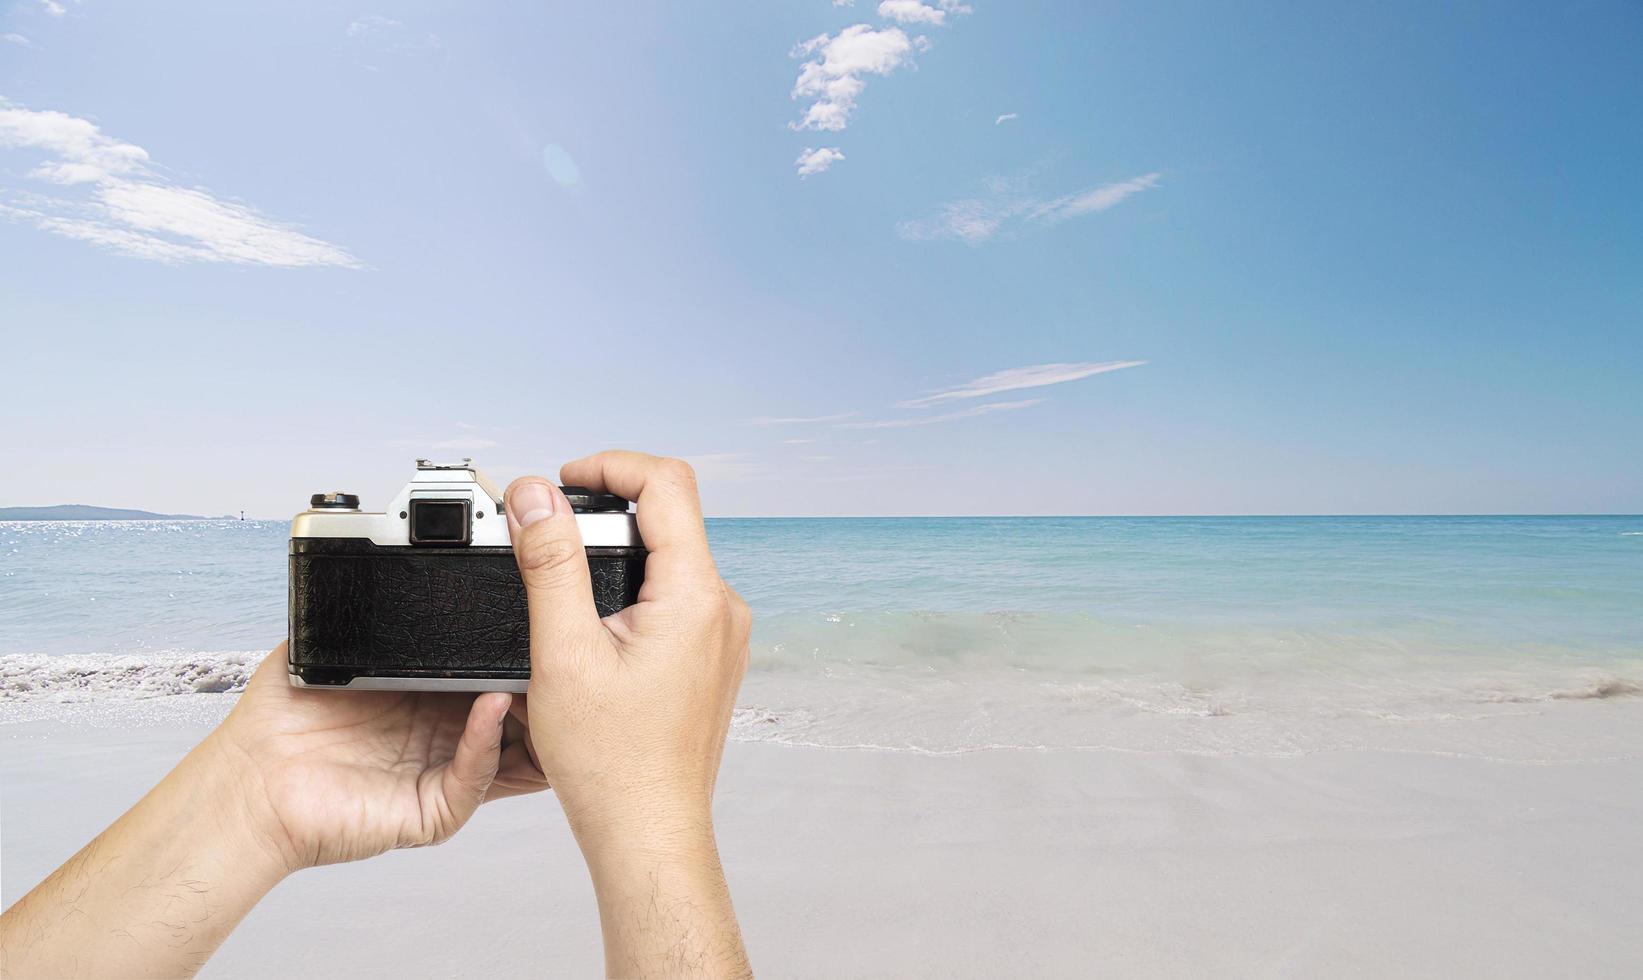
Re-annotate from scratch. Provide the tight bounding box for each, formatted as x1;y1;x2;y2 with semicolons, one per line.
437;692;511;833
505;478;602;666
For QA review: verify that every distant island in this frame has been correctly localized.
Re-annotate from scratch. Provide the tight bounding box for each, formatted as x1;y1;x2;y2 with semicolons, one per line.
0;505;231;521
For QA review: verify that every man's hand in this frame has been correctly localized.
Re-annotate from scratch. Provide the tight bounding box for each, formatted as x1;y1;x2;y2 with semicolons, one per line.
219;646;549;871
506;451;752;978
0;648;548;978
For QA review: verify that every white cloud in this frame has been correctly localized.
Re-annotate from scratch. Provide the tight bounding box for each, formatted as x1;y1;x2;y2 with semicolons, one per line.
877;1;947;25
839;398;1045;429
390;435;501;453
898;197;1011;245
0;99;361;267
1030;173;1162;223
345;15;439;54
898;171;1161;245
899;361;1146;408
3;33;30;46
789;25;918;133
782;438;817;444
879;0;971;25
430;438;500;451
746;412;858;425
995;112;1017;125
834;0;855;5
795;146;845;177
39;0;66;16
0;106;150;178
347;15;402;36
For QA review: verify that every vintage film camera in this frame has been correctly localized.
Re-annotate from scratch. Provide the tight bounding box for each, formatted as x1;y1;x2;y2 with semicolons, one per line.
288;459;644;690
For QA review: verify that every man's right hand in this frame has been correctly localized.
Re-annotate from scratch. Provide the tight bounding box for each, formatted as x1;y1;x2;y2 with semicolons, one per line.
505;451;752;978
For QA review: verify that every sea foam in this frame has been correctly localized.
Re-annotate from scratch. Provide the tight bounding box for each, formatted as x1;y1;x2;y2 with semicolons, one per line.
0;651;260;702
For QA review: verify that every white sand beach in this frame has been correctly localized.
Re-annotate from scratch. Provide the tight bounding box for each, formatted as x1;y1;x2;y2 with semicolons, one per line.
5;699;1643;978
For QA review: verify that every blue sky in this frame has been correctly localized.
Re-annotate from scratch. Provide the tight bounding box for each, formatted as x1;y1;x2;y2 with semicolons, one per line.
1;1;1639;517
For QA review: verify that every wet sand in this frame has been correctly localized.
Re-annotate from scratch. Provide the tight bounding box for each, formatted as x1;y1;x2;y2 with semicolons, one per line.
5;704;1643;978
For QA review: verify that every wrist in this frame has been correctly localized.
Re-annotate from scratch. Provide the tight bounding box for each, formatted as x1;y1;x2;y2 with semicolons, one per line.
559;794;747;978
560;790;718;870
196;725;305;880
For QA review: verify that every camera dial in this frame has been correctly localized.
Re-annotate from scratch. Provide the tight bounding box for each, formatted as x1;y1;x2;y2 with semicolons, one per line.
561;486;631;513
310;493;360;509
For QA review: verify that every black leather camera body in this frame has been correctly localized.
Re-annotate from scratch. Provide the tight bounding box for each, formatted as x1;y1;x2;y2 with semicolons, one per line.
288;459;645;691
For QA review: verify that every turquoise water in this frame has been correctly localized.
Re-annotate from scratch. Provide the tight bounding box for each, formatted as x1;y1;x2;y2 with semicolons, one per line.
2;516;1641;758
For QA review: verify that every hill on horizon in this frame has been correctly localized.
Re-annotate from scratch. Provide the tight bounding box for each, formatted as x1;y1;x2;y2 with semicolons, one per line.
0;504;226;521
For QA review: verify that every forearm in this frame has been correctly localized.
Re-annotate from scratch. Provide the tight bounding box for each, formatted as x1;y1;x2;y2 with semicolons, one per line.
0;733;290;979
575;812;750;979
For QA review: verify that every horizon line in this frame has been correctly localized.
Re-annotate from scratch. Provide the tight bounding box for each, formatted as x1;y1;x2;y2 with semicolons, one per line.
10;512;1634;522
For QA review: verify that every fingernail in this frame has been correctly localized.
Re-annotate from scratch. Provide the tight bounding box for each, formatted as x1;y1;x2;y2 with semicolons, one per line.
508;481;558;529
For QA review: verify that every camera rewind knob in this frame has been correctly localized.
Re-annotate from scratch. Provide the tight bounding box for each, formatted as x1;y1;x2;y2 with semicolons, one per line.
310;492;361;509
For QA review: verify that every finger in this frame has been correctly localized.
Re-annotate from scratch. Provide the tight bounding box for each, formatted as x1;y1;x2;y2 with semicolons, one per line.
225;645;295;725
504;695;544;773
245;642;290;688
505;477;604;666
438;692;511;827
559;451;716;594
489;740;550;799
503;708;527;747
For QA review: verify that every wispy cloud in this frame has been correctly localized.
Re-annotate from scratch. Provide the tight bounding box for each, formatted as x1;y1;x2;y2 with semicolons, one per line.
0;99;361;267
899;361;1146;408
3;33;30;46
994;112;1017;125
839;398;1045;429
347;15;402;36
781;438;817;444
789;25;923;134
345;14;440;53
748;359;1140;433
898;172;1161;245
391;436;502;451
878;0;971;26
746;412;859;425
39;0;65;16
795;146;844;178
429;438;500;451
1031;173;1162;223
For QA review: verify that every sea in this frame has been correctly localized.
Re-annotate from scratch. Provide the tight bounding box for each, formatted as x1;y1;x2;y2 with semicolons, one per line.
2;516;1640;762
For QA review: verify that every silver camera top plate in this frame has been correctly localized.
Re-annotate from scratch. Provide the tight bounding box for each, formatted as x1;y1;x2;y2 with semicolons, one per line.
290;459;641;548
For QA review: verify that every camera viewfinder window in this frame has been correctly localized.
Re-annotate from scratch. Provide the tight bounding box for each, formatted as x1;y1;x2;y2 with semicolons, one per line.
409;500;470;546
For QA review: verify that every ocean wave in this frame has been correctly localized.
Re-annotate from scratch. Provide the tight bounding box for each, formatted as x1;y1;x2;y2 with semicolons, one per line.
0;652;259;702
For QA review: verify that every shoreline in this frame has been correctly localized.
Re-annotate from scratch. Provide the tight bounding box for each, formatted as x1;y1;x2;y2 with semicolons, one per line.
6;664;1643;764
